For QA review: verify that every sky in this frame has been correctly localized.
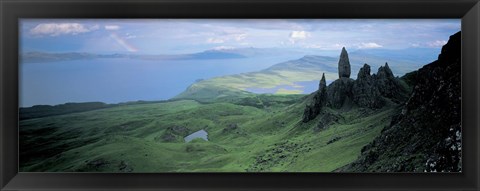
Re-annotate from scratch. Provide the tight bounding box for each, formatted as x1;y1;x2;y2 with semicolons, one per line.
20;19;461;54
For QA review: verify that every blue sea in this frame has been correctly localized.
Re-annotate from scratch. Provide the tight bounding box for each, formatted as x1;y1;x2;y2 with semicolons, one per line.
20;55;303;107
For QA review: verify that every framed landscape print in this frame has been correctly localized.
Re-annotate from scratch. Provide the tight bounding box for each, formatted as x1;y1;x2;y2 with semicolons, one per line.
1;0;479;190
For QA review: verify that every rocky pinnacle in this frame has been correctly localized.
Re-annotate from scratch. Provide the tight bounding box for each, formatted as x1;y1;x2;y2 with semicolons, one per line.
338;47;351;78
319;73;326;90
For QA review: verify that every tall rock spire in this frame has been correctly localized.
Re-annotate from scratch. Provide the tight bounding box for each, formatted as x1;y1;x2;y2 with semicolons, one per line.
303;73;328;122
338;47;351;78
319;73;326;90
318;73;328;105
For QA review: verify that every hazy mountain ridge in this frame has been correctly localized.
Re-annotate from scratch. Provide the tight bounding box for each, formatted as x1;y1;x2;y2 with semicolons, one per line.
172;55;339;102
22;47;438;67
21;50;246;63
173;50;425;103
21;48;305;63
350;47;439;64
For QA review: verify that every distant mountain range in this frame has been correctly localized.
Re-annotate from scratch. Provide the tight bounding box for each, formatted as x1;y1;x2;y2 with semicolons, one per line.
350;48;440;64
20;48;305;63
21;47;439;66
21;50;246;63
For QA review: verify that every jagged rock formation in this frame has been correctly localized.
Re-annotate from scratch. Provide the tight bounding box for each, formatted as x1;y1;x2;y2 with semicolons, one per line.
338;47;351;78
352;64;384;109
303;47;408;122
303;74;328;122
375;62;408;104
343;31;461;172
351;62;408;109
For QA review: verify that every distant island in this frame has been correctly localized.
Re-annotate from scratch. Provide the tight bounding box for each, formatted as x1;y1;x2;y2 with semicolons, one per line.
21;50;247;63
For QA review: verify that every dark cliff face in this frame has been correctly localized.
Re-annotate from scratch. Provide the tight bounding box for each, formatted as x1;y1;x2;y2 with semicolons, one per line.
343;31;461;172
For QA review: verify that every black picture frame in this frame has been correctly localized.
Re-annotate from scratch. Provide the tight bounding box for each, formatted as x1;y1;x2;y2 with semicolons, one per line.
1;0;479;190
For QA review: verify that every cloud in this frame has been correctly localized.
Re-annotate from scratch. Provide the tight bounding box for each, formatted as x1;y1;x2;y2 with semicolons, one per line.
234;33;247;41
193;24;249;43
304;43;346;50
30;23;98;36
333;43;346;48
427;40;447;47
104;25;120;30
217;32;247;42
206;38;225;44
357;42;383;49
206;31;245;44
212;46;235;50
214;19;306;31
290;31;308;39
124;33;137;39
409;40;447;48
289;31;309;44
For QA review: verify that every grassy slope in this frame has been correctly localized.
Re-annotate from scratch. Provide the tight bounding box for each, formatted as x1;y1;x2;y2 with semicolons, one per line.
20;94;395;172
173;56;339;102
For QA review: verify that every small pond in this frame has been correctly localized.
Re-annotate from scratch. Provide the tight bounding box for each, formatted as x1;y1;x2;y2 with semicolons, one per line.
184;129;209;143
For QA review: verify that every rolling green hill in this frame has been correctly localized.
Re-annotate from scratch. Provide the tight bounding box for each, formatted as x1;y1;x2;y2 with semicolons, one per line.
20;93;396;172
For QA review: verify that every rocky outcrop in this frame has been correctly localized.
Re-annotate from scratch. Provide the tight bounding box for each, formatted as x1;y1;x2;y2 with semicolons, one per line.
338;47;351;78
321;74;327;96
302;47;408;122
302;105;316;123
343;31;461;172
303;74;328;122
374;62;407;104
319;73;327;91
352;64;384;109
